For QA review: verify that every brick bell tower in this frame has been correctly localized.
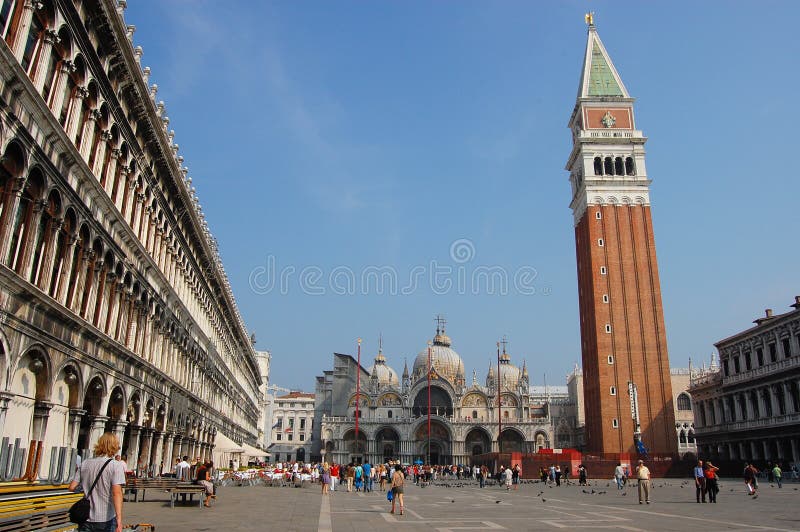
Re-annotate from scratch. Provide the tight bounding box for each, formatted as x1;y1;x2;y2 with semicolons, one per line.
565;16;676;455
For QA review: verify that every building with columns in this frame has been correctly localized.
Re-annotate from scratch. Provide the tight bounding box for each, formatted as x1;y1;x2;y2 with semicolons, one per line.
565;18;676;455
268;392;315;464
255;350;271;449
690;297;800;465
316;324;556;466
0;0;262;481
670;367;697;459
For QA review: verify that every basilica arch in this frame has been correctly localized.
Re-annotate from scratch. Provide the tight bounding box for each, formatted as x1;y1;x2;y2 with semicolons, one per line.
412;385;453;417
342;428;368;464
498;427;525;453
414;419;452;465
373;426;401;462
464;426;492;456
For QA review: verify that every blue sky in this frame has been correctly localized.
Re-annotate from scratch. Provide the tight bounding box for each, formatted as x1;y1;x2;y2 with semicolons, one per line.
126;1;800;391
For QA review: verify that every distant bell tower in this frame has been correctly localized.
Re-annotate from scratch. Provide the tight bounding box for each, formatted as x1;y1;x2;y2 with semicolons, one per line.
565;16;676;455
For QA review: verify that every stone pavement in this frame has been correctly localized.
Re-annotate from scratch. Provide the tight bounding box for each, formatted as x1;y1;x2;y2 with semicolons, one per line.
122;478;800;531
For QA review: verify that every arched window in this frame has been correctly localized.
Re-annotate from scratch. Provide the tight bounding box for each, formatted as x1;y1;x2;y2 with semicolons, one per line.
21;0;53;75
687;430;695;444
472;410;478;419
625;157;635;175
0;1;17;40
48;209;72;298
677;393;691;411
8;169;44;272
29;190;60;286
387;410;392;419
614;157;623;175
679;430;687;444
604;157;613;175
593;156;603;175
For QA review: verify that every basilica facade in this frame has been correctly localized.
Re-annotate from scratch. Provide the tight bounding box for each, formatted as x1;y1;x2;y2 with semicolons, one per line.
315;325;559;466
0;0;261;482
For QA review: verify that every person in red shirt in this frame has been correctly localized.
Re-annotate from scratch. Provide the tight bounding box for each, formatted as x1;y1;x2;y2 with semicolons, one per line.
330;463;339;492
704;462;719;503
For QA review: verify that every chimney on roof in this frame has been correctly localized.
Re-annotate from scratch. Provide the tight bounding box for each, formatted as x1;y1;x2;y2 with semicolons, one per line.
792;296;800;310
754;308;776;325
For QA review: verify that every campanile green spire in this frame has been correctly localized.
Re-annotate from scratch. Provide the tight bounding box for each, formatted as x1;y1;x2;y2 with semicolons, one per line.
578;18;630;99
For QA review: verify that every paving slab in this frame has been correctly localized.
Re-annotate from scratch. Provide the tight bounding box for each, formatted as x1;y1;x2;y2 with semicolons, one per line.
122;478;800;531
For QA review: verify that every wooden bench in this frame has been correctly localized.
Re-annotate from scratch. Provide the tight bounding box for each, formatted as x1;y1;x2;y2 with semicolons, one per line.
169;485;206;508
0;486;80;532
124;478;179;502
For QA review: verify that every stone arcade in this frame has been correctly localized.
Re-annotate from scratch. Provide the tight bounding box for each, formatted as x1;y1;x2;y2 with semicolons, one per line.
0;0;261;481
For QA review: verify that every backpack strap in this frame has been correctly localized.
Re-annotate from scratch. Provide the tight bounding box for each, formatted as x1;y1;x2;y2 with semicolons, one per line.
85;459;114;498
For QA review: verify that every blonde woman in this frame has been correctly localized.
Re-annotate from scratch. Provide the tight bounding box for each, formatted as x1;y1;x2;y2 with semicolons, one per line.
69;432;127;532
321;463;330;495
379;464;387;491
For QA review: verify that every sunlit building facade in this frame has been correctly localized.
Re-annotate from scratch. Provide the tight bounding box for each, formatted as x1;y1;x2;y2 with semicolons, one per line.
316;324;559;466
0;0;261;481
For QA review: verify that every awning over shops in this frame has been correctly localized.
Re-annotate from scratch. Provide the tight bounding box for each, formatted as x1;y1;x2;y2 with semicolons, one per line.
214;431;245;453
242;443;268;459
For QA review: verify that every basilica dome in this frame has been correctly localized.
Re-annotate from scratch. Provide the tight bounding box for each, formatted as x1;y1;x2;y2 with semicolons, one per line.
497;351;521;390
412;327;465;383
369;348;399;387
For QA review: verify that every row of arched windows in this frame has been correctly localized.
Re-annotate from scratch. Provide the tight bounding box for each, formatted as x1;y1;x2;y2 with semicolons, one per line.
0;0;244;369
0;135;244;413
0;0;258;407
593;156;635;176
1;338;218;475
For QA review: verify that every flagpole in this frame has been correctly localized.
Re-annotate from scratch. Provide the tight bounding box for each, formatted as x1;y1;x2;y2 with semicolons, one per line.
427;340;432;466
356;337;361;462
497;341;501;452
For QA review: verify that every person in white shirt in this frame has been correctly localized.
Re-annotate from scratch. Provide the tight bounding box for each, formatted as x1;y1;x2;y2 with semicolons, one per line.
69;432;127;532
503;466;513;490
176;456;190;481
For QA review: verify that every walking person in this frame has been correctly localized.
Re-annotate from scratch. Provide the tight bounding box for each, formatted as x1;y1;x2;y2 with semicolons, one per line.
555;465;562;486
704;461;719;503
614;463;625;490
512;464;520;490
578;464;588;486
503;465;513;490
346;464;354;492
743;463;759;498
635;459;651;504
694;460;707;503
68;432;126;532
390;464;405;515
321;463;330;495
773;463;783;488
363;462;372;493
330;463;339;492
379;464;387;491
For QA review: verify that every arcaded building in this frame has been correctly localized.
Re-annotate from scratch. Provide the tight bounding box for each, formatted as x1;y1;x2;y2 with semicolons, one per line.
315;324;558;466
0;0;261;480
690;298;800;464
565;19;675;455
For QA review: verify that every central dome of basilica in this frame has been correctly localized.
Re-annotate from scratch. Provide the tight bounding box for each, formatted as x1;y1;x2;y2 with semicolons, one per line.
412;326;465;383
369;342;399;387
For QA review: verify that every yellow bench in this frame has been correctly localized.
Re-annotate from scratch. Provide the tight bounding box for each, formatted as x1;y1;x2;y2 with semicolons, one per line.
0;487;80;532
